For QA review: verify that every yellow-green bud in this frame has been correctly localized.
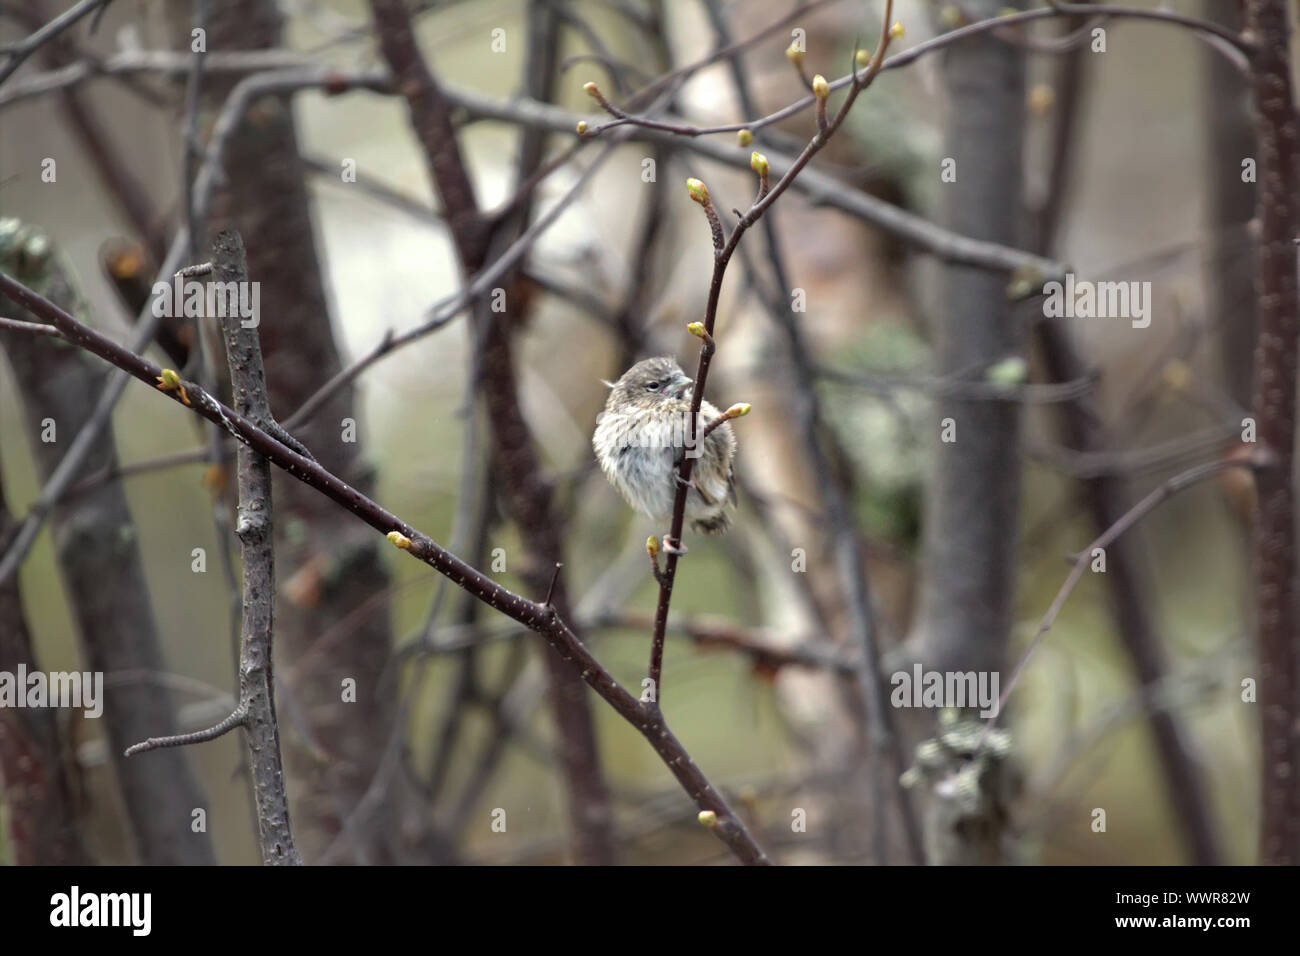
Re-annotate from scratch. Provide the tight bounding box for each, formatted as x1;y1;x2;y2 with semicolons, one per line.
1006;277;1033;300
1006;266;1043;301
750;152;770;177
697;810;718;828
984;357;1028;387
890;21;905;39
785;44;804;66
387;530;412;550
737;128;753;147
812;74;829;98
1028;84;1055;115
687;321;707;338
1162;359;1191;392
686;178;709;205
575;120;588;135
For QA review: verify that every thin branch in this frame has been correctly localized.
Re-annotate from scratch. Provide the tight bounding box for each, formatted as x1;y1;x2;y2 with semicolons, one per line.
124;707;245;757
699;403;750;441
579;3;1251;139
121;230;302;865
598;610;859;676
0;47;308;107
622;0;843;108
444;81;1070;279
61;446;215;502
696;0;924;864
984;452;1267;739
816;362;1098;404
0;315;59;336
648;0;891;722
0;0;112;86
0;51;1068;280
635;0;927;870
283;142;616;430
210;229;299;864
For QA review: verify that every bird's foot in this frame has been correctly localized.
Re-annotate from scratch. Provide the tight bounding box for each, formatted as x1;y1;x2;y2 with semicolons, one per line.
662;534;688;556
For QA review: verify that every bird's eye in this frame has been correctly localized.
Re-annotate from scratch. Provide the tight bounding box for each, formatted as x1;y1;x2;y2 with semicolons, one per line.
647;381;660;391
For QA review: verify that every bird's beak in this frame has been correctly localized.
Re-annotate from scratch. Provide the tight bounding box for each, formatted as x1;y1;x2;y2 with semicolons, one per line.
670;373;693;399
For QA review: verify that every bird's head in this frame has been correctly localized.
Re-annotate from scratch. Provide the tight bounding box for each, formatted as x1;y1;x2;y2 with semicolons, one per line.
605;356;693;408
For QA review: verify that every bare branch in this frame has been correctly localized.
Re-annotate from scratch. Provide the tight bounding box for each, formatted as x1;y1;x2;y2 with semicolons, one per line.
985;452;1267;739
210;229;300;865
577;3;1252;139
648;0;893;727
0;0;112;86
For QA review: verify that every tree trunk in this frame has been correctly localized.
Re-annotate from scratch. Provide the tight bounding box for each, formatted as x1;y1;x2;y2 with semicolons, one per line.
0;223;215;864
912;0;1027;677
0;463;87;865
1244;0;1300;866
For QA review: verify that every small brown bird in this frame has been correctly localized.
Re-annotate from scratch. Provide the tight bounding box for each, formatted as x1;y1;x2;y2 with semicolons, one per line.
593;356;737;538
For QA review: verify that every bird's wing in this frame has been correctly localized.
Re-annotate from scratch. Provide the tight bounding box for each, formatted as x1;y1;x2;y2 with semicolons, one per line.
694;479;719;507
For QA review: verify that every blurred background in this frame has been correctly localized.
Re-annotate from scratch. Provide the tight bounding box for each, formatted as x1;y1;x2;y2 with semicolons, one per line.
0;0;1270;864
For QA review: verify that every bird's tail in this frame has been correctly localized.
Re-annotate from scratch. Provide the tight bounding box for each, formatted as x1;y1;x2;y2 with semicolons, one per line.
690;510;730;535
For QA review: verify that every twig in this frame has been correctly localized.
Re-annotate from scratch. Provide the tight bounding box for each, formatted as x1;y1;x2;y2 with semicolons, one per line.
700;403;751;441
648;0;892;720
123;231;302;866
600;610;859;676
181;0;208;264
579;2;1252;140
0;53;1068;280
816;362;1097;404
983;453;1267;742
621;0;842;108
420;431;495;808
125;708;245;757
445;82;1069;279
0;48;310;107
0;0;112;86
283;142;616;430
0;315;59;336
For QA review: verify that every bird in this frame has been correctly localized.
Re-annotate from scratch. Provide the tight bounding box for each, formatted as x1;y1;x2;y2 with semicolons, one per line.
592;356;737;543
